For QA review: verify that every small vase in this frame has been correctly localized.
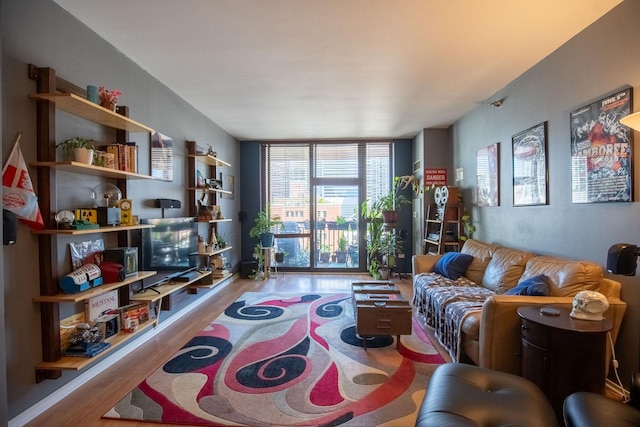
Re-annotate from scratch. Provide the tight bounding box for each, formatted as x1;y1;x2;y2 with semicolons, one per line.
100;100;117;112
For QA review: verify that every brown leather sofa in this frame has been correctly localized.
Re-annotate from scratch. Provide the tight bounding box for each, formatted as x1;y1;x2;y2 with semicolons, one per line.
412;239;627;375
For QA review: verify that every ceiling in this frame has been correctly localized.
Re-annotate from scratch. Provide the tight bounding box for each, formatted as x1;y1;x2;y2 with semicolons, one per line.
53;0;622;141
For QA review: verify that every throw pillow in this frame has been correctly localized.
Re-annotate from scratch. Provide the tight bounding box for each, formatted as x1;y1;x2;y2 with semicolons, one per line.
505;274;550;296
432;252;474;280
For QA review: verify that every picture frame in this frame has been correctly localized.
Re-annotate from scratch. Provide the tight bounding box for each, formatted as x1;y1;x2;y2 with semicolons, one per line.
570;88;633;203
150;131;173;181
512;122;548;206
221;173;234;199
476;143;500;207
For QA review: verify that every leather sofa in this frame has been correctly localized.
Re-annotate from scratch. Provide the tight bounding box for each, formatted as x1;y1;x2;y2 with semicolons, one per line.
412;239;627;375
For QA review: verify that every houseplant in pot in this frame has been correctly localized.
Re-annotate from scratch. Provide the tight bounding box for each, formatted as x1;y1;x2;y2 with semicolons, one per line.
249;204;283;248
56;137;95;164
374;176;411;223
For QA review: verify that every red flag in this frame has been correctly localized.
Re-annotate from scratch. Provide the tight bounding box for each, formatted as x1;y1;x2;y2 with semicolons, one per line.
2;134;44;230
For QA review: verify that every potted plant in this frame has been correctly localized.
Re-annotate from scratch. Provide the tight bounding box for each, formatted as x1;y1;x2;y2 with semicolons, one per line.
374;176;411;223
335;234;348;264
249;244;266;280
249;204;283;248
319;243;331;263
56;137;95;164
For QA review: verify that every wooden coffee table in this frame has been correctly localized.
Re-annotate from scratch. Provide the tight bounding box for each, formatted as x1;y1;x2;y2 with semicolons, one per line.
351;281;412;350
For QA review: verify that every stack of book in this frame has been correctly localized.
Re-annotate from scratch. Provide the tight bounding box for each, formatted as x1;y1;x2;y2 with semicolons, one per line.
212;269;230;278
100;143;138;173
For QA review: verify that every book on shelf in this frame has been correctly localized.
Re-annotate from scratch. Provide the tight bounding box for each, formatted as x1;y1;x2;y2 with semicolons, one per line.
212;269;230;278
63;341;111;358
118;302;150;333
84;289;119;322
99;143;138;173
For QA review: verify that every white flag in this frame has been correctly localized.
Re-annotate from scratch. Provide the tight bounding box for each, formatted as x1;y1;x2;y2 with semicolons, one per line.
2;134;44;230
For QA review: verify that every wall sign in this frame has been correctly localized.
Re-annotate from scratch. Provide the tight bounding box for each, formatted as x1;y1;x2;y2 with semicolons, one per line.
424;168;447;186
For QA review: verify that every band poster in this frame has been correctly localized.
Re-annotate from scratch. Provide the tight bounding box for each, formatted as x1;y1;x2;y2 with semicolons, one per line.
570;88;633;203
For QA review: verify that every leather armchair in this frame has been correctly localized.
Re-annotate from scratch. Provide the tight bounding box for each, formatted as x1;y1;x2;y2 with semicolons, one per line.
564;373;640;427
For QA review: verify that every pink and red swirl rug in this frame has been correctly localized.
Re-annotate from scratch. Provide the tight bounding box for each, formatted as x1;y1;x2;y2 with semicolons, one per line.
103;292;445;426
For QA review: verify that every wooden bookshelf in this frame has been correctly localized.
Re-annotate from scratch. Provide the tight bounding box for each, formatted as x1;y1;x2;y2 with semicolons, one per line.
32;223;155;236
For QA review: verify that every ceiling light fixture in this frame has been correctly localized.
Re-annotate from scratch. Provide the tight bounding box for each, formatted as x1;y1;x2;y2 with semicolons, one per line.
620;111;640;131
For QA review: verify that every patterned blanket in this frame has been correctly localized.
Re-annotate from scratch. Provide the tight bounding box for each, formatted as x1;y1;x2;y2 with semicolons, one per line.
412;273;495;361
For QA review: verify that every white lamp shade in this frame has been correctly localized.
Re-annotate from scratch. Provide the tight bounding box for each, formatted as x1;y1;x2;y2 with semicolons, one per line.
620;111;640;132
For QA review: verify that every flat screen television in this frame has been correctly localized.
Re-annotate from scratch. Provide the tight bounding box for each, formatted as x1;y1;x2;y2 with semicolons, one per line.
140;217;198;274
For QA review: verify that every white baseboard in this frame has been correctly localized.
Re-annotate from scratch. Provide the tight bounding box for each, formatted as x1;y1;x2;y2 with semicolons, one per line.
9;275;234;427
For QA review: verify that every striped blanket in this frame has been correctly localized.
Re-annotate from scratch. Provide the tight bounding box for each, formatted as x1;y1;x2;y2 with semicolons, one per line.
412;273;495;361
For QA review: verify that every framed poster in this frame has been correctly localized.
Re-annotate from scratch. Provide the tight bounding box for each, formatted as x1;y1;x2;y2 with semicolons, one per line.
512;122;548;206
476;143;500;206
570;88;633;203
221;173;234;199
150;131;173;181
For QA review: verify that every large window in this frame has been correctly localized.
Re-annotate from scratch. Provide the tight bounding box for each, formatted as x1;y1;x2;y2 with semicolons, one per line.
262;142;392;270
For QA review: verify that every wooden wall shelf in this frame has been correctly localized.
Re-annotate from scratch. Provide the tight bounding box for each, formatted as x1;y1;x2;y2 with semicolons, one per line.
187;153;231;168
30;161;157;180
33;271;158;303
198;246;233;257
35;319;156;373
29;92;153;133
32;224;155;236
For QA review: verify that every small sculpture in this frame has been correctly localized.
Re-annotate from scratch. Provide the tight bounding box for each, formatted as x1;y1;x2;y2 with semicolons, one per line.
570;290;609;321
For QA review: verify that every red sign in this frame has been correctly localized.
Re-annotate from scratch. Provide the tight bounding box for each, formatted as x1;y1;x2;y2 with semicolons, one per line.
424;168;447;186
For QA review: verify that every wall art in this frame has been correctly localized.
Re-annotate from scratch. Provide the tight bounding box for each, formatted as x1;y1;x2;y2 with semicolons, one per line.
476;143;500;207
512;122;548;206
570;88;633;203
150;131;173;181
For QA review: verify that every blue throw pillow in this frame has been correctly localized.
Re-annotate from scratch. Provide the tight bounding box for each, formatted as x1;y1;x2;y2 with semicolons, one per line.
432;252;474;280
505;274;550;296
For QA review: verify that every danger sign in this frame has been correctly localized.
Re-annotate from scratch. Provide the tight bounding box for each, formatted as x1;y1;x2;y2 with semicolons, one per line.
424;168;447;186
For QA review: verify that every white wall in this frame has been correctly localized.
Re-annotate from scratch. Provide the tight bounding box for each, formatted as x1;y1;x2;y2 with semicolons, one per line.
452;0;640;386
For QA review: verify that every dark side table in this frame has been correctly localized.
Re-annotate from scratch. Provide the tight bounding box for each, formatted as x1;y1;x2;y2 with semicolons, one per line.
517;305;612;421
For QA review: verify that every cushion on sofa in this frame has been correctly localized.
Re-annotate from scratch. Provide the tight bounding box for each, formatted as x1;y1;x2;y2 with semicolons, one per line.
520;256;603;296
505;274;549;296
460;239;497;284
481;248;534;294
432;252;474;280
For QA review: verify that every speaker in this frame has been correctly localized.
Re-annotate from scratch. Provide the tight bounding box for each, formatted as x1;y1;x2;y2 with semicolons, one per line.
155;198;181;209
607;243;638;276
3;209;17;245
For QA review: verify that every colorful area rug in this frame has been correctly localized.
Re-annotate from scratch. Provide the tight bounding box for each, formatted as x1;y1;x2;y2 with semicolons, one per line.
103;292;445;426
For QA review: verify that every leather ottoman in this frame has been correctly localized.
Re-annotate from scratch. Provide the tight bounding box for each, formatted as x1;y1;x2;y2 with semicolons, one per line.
415;363;558;427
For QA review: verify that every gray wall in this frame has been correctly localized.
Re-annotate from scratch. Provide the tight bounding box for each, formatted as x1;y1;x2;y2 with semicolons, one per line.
2;0;240;419
0;0;8;425
452;0;640;386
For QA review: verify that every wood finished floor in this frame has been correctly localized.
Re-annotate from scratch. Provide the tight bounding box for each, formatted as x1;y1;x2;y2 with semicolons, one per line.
24;273;450;427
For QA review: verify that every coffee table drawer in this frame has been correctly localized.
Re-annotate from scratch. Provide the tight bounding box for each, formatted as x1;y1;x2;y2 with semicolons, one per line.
353;293;412;336
355;305;412;336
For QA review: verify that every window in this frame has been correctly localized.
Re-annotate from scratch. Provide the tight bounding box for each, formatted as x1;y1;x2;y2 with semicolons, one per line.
262;141;392;270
